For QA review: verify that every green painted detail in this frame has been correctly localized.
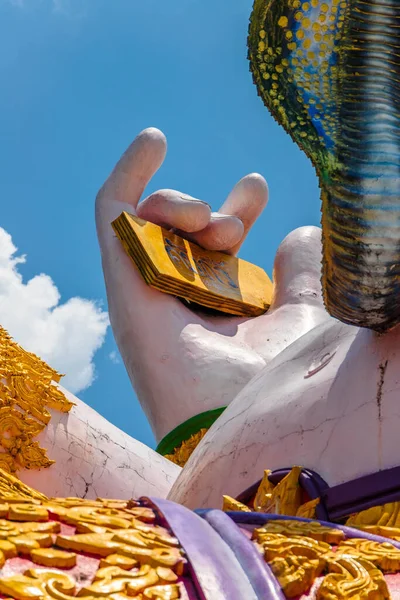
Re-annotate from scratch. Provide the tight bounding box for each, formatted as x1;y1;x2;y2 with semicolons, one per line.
156;407;227;456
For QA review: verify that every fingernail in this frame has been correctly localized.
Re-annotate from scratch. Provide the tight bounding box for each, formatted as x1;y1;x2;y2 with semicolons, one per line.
179;195;211;209
210;212;228;220
210;212;242;221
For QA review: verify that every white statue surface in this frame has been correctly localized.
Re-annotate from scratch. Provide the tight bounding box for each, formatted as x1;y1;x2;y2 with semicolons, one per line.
12;126;399;509
13;126;331;502
13;125;399;513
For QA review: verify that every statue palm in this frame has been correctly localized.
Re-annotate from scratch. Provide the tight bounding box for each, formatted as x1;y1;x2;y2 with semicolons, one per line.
96;128;329;443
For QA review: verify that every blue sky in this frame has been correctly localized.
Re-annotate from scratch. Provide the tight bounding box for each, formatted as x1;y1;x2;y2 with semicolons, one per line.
0;0;320;449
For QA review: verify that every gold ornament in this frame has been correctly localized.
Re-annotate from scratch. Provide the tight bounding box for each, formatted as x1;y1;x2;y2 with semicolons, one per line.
164;428;208;467
229;466;400;597
223;466;320;519
0;468;185;599
0;326;73;474
253;520;394;598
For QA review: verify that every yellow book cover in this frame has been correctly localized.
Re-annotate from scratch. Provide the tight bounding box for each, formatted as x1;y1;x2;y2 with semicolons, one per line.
112;212;273;317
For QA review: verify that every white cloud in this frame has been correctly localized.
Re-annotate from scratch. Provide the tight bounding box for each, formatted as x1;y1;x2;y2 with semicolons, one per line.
109;351;120;365
0;227;109;394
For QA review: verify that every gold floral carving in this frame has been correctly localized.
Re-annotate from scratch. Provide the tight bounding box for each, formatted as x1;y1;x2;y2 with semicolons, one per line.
0;568;79;600
335;539;400;572
222;496;251;512
0;466;47;501
225;466;400;597
253;469;274;511
318;555;389;600
229;465;400;537
0;326;74;474
252;519;399;598
253;524;330;597
223;466;320;519
255;519;345;544
260;466;303;516
164;428;208;467
79;564;179;596
296;498;321;519
269;553;324;598
0;472;185;599
353;525;400;544
346;501;400;543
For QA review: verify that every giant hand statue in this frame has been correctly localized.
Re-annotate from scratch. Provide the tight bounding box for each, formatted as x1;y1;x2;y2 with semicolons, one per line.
1;124;330;503
95;127;329;454
92;126;400;517
8;127;328;502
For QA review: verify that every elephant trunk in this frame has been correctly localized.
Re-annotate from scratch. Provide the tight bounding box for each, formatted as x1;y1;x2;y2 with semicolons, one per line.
321;0;400;331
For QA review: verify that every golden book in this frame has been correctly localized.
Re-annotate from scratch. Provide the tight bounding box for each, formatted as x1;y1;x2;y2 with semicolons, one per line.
112;212;273;317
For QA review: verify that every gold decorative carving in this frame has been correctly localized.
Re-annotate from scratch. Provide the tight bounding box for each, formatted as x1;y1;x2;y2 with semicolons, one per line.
0;568;78;600
141;584;181;599
296;498;320;519
347;502;400;528
222;496;251;512
261;466;302;516
9;532;53;553
0;453;16;475
253;469;274;511
335;539;400;572
0;473;185;599
256;519;345;544
269;554;323;598
252;519;400;598
351;525;400;543
0;466;47;501
228;467;400;597
8;503;49;521
30;547;77;568
253;526;330;597
100;553;138;570
80;564;178;596
224;466;320;519
0;326;74;474
346;500;400;541
254;529;332;562
317;555;390;600
164;428;208;467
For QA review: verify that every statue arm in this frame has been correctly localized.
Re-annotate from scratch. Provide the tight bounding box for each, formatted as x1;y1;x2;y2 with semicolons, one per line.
19;384;181;499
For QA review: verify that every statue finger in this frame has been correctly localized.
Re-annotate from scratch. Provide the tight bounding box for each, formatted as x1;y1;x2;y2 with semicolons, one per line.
270;225;325;310
96;128;167;219
137;189;211;233
175;212;244;252
218;173;269;255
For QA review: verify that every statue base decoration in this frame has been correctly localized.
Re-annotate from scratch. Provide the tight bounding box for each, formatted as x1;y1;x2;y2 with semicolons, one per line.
0;465;399;598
